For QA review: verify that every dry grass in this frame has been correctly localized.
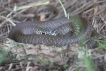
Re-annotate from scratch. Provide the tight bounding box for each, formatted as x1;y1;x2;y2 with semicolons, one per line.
0;0;106;71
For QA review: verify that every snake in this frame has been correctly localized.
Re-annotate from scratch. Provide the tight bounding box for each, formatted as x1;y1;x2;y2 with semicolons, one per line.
8;5;100;47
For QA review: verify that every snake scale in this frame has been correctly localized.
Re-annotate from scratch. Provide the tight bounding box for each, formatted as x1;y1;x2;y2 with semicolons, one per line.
8;5;99;47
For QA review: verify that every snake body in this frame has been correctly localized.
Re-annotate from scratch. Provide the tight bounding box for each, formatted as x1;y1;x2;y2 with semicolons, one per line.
8;16;94;46
8;5;100;47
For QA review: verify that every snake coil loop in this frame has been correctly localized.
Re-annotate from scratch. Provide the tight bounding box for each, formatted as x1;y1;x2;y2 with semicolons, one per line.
9;5;100;48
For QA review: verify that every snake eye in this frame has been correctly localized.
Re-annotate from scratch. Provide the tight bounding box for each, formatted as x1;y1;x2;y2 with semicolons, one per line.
42;32;46;35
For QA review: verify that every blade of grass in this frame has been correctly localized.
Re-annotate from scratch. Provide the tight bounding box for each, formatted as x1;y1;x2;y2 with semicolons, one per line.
16;1;49;11
0;16;16;26
97;40;106;50
58;0;67;17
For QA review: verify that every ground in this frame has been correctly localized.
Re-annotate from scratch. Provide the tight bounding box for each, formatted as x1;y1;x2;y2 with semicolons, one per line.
0;0;106;71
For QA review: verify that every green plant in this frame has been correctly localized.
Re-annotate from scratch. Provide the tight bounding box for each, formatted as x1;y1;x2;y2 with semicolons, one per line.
72;15;96;71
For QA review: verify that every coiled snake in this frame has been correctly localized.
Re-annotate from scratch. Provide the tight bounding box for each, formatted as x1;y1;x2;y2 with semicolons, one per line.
8;5;100;47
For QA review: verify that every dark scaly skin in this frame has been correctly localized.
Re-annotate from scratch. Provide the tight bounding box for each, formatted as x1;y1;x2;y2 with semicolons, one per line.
8;17;93;46
8;17;72;39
